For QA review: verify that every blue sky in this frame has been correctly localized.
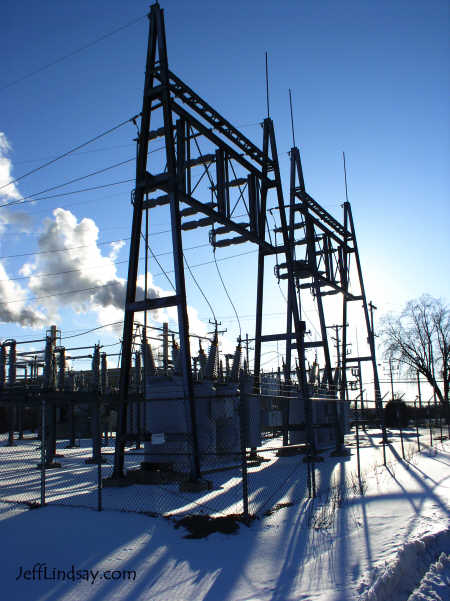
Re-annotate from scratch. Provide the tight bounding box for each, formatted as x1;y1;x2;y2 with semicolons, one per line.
0;0;448;397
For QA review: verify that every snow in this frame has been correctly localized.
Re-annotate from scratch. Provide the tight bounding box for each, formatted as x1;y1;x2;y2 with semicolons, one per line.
0;431;449;600
408;553;450;601
360;530;450;601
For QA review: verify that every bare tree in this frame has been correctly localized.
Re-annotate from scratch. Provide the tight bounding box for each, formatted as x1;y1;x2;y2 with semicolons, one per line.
381;295;449;407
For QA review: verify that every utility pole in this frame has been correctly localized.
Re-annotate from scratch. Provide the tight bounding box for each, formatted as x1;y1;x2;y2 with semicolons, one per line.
327;325;342;373
244;333;253;374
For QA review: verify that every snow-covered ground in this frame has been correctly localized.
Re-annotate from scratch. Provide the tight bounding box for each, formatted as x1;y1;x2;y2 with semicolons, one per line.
0;430;449;600
408;552;450;601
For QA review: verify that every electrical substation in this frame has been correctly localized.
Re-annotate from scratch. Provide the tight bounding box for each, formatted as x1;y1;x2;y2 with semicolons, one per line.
0;3;395;517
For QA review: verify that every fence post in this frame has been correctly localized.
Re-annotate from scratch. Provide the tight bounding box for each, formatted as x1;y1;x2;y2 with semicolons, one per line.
428;401;433;447
239;387;249;523
355;402;361;489
97;399;103;512
65;400;76;449
414;399;421;453
438;403;443;444
447;403;450;441
306;461;312;499
93;400;101;463
380;401;387;466
18;403;24;440
7;402;15;447
41;400;46;506
399;414;405;460
311;459;317;499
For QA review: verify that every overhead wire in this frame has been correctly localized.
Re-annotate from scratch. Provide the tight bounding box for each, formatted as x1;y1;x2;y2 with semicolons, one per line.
213;250;241;340
0;100;301;347
0;281;123;306
151;248;258;280
200;310;286;322
2;145;165;215
0;236;130;260
1;157;136;208
0;117;139;194
60;321;124;340
0;246;259;311
1;179;136;208
0;241;210;282
10;122;259;170
0;190;129;224
183;253;216;324
4;257;130;283
302;305;321;339
3;151;239;221
140;232;175;292
12;143;136;166
0;240;210;276
0;15;146;92
261;351;284;368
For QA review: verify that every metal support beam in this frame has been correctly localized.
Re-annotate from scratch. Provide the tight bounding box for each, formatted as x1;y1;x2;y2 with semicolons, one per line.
113;3;159;479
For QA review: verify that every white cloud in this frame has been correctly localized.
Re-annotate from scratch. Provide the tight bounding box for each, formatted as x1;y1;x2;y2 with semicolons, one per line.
0;261;46;328
19;263;35;277
0;133;21;202
109;240;125;261
23;208;163;325
0;197;228;352
0;134;44;327
0;136;223;346
0;209;32;234
0;132;32;234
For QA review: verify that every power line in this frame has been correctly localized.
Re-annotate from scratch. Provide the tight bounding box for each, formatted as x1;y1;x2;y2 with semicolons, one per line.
0;193;129;231
0;118;139;194
12;143;136;166
61;321;124;340
0;15;146;92
301;306;321;339
1;157;135;208
0;240;209;280
1;179;135;208
4;258;131;283
100;341;122;348
0;281;124;306
2;231;208;283
213;251;241;339
140;232;176;292
0;247;258;307
2;145;165;214
184;253;216;324
151;248;258;279
0;237;130;260
201;311;285;322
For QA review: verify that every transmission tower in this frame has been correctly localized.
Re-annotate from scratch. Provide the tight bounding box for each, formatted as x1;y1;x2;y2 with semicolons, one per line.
275;145;382;453
112;2;309;480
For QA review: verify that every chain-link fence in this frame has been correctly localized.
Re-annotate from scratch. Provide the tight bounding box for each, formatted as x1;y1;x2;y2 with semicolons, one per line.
1;392;448;520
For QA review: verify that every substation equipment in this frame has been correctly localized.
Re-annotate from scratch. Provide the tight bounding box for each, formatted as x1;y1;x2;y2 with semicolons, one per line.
109;3;381;485
0;3;381;492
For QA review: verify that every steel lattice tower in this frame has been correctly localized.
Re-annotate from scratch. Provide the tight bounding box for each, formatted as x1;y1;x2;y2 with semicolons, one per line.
112;2;310;480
